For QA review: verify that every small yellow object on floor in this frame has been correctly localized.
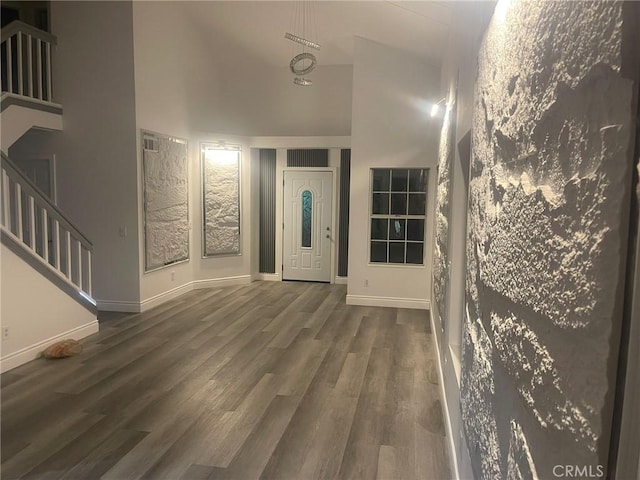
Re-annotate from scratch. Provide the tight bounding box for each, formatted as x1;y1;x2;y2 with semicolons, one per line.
42;339;83;359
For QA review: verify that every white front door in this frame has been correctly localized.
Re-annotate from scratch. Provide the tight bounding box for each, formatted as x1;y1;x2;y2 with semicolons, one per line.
283;170;333;282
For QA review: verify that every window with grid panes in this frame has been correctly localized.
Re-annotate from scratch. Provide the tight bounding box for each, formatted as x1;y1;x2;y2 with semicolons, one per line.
370;168;428;264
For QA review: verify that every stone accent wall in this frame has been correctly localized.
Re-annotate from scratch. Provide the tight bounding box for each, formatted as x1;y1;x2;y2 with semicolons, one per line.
462;1;636;477
203;153;240;256
143;135;189;270
433;85;457;327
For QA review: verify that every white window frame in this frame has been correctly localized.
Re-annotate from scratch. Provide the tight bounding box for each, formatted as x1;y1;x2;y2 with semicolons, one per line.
368;167;429;265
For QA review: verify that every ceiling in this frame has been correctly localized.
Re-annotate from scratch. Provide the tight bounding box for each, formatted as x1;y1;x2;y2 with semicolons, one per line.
182;1;453;68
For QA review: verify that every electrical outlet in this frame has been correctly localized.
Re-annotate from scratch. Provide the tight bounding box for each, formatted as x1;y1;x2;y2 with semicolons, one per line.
364;279;369;287
170;271;175;281
2;327;9;340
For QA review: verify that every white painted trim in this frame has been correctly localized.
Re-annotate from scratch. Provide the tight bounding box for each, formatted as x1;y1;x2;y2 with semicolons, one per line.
98;275;253;313
346;294;429;310
335;276;348;285
0;320;99;373
199;142;243;259
138;275;252;312
429;309;460;480
95;299;141;313
0;91;63;109
616;195;640;478
191;275;252;290
252;273;281;282
139;281;194;312
11;154;57;203
248;136;351;149
449;343;462;385
1;104;63;153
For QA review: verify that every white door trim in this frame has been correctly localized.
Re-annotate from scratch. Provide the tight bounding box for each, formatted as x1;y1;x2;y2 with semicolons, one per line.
14;154;57;202
282;167;337;283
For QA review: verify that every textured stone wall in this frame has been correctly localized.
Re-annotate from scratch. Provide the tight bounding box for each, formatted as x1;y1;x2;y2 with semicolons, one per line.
203;152;240;255
461;1;636;478
143;135;189;270
433;85;457;327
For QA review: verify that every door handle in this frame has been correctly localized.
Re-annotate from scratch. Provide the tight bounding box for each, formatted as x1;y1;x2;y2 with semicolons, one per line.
326;227;330;231
326;234;330;239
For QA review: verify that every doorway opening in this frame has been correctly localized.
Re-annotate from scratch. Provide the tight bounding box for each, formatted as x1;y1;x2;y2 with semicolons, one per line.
282;169;333;282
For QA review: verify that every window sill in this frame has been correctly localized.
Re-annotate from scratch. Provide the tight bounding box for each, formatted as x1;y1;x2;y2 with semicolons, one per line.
366;262;425;269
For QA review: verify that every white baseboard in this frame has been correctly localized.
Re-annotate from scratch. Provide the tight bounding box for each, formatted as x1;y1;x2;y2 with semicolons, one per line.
0;321;99;374
139;282;194;312
192;275;252;290
334;276;348;285
252;273;281;282
97;275;253;314
95;299;141;313
429;309;460;480
346;294;429;310
139;275;252;313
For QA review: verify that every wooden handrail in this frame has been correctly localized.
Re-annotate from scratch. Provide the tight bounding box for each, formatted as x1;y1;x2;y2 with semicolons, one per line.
1;20;57;45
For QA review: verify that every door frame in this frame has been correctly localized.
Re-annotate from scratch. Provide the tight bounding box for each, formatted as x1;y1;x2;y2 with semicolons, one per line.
16;154;57;203
282;167;338;284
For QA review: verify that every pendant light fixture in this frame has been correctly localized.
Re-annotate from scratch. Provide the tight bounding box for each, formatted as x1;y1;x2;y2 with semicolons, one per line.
285;0;320;86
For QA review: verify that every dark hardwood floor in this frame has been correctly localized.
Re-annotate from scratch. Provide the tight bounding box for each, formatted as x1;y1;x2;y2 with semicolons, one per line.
1;281;450;480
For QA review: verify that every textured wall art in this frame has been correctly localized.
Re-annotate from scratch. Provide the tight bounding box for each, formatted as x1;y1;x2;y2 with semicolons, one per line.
202;144;241;256
433;83;458;329
143;132;189;271
462;1;637;478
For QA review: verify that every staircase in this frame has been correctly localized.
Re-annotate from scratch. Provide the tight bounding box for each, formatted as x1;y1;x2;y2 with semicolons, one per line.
1;22;98;373
1;153;95;302
1;20;63;152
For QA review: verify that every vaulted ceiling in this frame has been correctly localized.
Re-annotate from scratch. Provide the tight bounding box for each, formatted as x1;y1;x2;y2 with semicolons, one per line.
182;1;453;68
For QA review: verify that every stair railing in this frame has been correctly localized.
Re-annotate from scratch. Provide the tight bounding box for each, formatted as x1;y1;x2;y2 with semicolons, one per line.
1;20;56;102
1;153;94;301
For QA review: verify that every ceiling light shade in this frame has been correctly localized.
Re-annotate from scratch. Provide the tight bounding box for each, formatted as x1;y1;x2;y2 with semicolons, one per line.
293;77;313;86
205;149;239;166
285;33;320;51
290;52;317;76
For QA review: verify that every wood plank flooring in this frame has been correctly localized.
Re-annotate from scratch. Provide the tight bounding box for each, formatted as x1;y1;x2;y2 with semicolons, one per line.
1;282;450;480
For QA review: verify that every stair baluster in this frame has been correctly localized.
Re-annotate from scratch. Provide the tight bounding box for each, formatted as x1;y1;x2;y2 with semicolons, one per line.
1;154;94;303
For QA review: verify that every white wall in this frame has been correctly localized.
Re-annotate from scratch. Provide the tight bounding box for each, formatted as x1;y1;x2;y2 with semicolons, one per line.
132;2;251;307
50;1;140;308
131;2;354;308
347;37;441;309
217;64;353;137
132;0;205;305
15;2;437;315
136;133;351;308
8;129;57;201
0;244;98;373
131;1;223;137
0;105;62;153
136;132;255;311
188;132;253;287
